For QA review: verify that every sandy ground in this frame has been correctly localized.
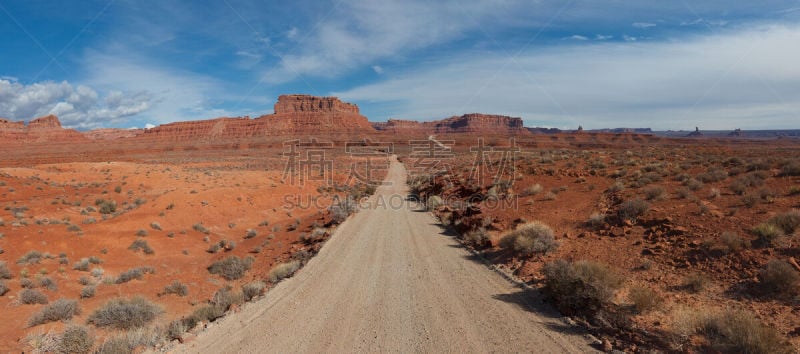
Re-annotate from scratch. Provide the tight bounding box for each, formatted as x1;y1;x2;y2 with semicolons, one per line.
175;157;595;353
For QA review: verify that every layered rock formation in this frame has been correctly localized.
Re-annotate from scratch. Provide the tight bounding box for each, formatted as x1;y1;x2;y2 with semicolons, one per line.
141;94;374;140
0;115;87;144
373;114;529;135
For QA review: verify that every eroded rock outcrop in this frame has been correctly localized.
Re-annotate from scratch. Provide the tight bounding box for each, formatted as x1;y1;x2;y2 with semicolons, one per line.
0;115;87;144
141;94;374;139
374;114;529;135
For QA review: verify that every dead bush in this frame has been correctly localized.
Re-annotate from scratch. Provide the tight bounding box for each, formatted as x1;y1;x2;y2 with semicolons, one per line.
500;221;558;256
162;280;188;297
268;260;301;283
618;199;650;222
462;228;491;248
767;210;800;235
627;285;662;313
684;272;710;293
87;297;161;330
207;256;254;280
0;261;11;279
542;259;622;317
242;281;266;301
720;231;749;253
644;185;665;200
20;288;49;304
758;259;799;296
28;298;80;326
59;325;94;354
703;310;793;354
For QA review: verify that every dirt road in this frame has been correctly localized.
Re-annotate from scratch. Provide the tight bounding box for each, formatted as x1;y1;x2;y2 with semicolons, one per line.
176;157;594;353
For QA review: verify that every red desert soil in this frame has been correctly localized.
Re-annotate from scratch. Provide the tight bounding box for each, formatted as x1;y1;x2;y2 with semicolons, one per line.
1;94;799;352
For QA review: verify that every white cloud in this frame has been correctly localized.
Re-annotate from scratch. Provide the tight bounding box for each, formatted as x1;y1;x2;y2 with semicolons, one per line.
334;25;800;130
623;35;638;41
567;35;589;41
287;27;299;40
261;0;536;83
632;22;657;29
0;79;152;129
372;65;384;74
144;123;156;129
595;34;613;40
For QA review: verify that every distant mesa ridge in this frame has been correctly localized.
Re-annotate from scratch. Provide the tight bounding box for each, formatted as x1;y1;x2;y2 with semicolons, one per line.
0;114;86;143
373;113;529;135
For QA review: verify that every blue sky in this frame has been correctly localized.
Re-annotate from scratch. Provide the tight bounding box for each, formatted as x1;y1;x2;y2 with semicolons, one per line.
1;0;799;130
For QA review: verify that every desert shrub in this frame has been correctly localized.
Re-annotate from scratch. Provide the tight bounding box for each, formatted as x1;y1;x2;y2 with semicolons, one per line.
28;298;80;326
781;161;800;176
541;259;622;316
162;280;188;297
500;221;558;256
20;288;48;304
244;228;258;239
242;281;266;301
38;276;57;291
644;185;665;200
683;178;704;191
73;259;90;271
697;168;728;183
330;197;358;223
81;286;96;299
91;267;104;278
190;304;225;323
742;194;758;208
211;287;244;312
268;260;301;283
0;261;11;279
751;223;785;247
462;228;490;248
87;297;161;330
618;199;650;222
96;199;117;214
17;250;43;265
135;229;148;237
207;256;254;280
299;228;327;245
708;188;721;199
426;195;443;210
128;239;154;254
627;285;662;313
0;281;8;296
608;181;625;193
20;278;35;288
758;259;799;296
97;327;163;354
115;267;155;284
192;223;210;234
587;212;606;229
58;325;94;354
521;184;543;196
767;210;800;235
150;222;161;231
684;273;710;293
703;310;794;354
720;232;748;253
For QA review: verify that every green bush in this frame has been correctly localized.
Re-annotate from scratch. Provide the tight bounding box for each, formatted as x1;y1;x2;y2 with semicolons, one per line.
87;297;161;330
207;256;254;280
28;298;80;326
751;223;785;247
542;259;622;316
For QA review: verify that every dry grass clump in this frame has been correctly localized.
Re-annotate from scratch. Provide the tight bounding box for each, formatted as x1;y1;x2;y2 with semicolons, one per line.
268;260;301;283
542;259;622;317
87;296;161;330
499;221;558;256
0;261;11;279
758;259;799;296
162;280;189;297
683;272;710;293
767;210;800;235
59;325;94;354
751;223;785;247
242;281;266;301
627;285;663;313
670;307;793;353
520;184;542;196
128;239;155;254
719;231;749;253
644;185;666;200
462;228;491;249
618;199;650;222
115;266;156;284
96;327;163;354
28;298;80;326
207;256;254;280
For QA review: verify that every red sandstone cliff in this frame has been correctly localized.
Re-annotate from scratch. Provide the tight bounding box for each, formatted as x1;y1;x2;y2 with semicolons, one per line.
141;94;374;140
0;115;88;144
373;114;529;135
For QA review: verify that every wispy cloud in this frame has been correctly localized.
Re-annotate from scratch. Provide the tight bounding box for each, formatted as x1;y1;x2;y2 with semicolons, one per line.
335;25;800;130
632;22;657;29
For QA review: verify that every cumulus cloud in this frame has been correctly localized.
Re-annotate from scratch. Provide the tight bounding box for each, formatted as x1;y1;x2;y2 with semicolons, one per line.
334;25;800;130
0;79;152;129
